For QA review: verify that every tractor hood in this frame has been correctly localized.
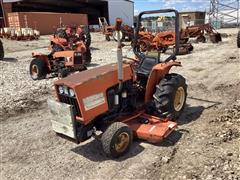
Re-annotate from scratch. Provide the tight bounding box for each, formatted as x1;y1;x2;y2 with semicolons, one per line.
54;63;133;88
54;63;134;124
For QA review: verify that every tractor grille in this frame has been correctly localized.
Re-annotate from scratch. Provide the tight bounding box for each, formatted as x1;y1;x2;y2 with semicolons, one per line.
58;94;81;117
74;55;83;65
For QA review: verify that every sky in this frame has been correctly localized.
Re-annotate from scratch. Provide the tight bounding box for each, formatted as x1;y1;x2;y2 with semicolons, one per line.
134;0;214;15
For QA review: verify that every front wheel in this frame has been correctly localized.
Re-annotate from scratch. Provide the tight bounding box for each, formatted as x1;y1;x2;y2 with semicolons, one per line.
153;73;187;120
29;59;47;80
82;48;92;65
105;35;111;41
101;122;133;158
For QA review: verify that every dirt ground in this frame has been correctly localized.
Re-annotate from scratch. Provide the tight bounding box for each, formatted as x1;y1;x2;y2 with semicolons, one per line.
1;28;240;180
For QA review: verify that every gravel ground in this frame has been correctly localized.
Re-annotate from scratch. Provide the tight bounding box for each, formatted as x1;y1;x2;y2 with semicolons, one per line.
1;28;240;179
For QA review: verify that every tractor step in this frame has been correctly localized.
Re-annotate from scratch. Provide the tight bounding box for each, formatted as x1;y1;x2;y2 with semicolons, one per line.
122;113;177;143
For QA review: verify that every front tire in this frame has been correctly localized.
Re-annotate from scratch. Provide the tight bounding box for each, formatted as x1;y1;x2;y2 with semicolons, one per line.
58;68;69;78
105;35;111;41
82;48;92;65
153;73;187;120
29;59;47;80
101;122;133;158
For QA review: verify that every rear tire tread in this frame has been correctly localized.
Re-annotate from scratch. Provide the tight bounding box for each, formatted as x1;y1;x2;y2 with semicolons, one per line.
153;73;187;119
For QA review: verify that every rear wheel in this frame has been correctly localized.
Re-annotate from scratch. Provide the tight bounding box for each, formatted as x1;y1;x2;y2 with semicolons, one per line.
29;59;47;80
237;30;240;48
153;73;187;120
0;39;4;60
113;30;124;41
101;122;132;158
82;26;91;47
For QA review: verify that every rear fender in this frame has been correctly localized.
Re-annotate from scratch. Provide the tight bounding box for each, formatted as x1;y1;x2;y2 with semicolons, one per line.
145;61;181;103
32;52;51;72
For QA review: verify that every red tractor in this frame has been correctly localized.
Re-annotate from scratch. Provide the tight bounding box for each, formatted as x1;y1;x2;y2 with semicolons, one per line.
29;25;91;80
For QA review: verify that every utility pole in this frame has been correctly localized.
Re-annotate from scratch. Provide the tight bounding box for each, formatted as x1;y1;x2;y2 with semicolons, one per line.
209;0;240;28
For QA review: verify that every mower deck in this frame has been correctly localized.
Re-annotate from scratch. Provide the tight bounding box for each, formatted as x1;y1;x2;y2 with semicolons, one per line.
121;112;177;143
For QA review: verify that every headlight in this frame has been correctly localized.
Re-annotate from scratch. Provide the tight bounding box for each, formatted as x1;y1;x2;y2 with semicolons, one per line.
75;52;81;56
69;89;75;97
58;86;64;94
63;86;69;95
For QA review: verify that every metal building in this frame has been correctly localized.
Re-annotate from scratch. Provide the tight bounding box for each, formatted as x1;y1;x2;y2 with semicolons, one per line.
1;0;134;27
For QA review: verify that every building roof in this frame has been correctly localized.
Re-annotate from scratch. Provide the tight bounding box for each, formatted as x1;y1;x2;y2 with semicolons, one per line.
3;0;21;2
180;11;206;14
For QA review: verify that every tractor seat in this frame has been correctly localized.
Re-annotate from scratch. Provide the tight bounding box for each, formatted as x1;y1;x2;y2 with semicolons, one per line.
137;56;160;77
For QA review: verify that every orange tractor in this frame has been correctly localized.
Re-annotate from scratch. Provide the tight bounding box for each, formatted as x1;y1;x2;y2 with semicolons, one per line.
29;25;91;80
48;9;187;158
99;17;134;41
181;23;222;43
137;30;193;55
136;23;222;55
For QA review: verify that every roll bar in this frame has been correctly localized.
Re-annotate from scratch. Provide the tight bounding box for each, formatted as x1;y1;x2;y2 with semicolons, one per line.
133;9;180;62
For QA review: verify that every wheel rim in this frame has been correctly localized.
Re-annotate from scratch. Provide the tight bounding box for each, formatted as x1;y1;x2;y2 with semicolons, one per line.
174;87;185;112
115;132;130;153
113;31;123;41
31;64;39;78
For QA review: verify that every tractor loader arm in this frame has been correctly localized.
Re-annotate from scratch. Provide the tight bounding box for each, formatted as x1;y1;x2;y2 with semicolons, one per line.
145;61;181;102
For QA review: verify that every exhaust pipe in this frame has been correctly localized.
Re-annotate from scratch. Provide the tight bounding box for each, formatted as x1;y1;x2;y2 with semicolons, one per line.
115;18;123;91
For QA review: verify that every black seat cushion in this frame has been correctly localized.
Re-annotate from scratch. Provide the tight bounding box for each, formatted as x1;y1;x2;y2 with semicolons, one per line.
137;56;159;77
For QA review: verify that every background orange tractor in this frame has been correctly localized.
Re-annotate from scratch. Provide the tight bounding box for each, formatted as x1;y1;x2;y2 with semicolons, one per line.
29;25;91;80
48;9;187;158
136;30;193;55
181;23;222;43
99;17;134;42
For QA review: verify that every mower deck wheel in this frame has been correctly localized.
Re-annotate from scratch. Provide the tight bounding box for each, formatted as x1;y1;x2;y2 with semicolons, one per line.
101;122;133;158
153;73;187;120
237;30;240;48
29;59;47;80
